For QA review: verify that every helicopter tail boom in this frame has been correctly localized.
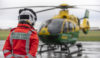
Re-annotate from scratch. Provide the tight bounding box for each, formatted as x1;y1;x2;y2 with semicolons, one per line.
81;10;90;34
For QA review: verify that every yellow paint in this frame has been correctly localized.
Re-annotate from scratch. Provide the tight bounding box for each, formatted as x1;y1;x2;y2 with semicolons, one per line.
52;10;79;25
61;19;66;33
62;35;68;39
81;18;90;31
75;26;80;31
60;4;68;6
69;15;78;24
52;10;69;19
39;27;50;35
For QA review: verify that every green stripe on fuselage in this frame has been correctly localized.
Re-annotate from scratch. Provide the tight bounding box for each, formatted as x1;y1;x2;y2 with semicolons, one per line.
39;31;79;44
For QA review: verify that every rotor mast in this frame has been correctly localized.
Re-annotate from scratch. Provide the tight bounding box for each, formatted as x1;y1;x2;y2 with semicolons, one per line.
53;4;70;19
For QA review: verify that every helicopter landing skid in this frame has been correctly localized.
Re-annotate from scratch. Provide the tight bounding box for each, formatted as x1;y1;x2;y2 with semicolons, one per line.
38;44;58;54
38;43;84;57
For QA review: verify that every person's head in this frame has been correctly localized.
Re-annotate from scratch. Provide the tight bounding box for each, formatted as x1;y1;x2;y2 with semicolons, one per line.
18;8;37;26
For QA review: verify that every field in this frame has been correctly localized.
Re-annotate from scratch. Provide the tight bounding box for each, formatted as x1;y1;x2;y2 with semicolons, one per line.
78;31;100;41
0;30;10;40
0;30;100;41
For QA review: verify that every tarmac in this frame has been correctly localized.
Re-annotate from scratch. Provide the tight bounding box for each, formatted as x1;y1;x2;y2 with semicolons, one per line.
0;40;100;58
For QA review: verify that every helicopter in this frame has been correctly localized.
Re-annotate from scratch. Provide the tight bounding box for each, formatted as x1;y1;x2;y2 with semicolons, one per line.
37;4;90;57
0;3;99;57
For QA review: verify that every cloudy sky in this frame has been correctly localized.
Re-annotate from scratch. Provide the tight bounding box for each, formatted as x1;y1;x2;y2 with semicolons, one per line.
0;0;100;29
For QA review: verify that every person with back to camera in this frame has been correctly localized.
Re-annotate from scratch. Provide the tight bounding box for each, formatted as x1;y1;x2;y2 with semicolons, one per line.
2;8;39;58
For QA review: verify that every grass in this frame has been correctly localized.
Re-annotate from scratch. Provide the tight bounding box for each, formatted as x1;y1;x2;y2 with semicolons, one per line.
0;30;10;40
0;30;100;41
78;31;100;41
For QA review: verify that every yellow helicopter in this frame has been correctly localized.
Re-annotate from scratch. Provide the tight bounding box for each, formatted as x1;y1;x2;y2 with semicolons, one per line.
38;4;90;44
0;3;97;57
37;4;90;57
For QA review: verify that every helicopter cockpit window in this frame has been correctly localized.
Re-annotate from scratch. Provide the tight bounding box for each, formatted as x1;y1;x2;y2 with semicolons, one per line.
48;19;64;34
45;19;52;27
38;19;52;32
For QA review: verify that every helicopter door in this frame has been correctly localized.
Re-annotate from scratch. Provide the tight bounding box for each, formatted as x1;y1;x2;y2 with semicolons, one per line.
63;21;74;33
68;22;73;32
63;22;68;33
48;19;64;34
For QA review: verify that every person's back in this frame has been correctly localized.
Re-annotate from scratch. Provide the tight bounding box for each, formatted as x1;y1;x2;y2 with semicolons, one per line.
3;8;39;58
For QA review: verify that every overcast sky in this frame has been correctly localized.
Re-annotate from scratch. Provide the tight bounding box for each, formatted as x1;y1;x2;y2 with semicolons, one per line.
0;0;100;29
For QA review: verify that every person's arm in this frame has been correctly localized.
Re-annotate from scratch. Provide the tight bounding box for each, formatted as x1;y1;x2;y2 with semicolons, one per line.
25;31;39;58
2;32;14;58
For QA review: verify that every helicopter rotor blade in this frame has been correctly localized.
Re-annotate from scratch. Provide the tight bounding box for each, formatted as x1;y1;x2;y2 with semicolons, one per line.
72;5;100;6
36;7;57;13
0;6;57;10
0;5;100;13
73;7;100;12
58;6;75;9
87;9;100;12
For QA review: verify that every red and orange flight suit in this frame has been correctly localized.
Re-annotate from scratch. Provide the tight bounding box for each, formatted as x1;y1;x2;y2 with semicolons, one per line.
3;23;39;58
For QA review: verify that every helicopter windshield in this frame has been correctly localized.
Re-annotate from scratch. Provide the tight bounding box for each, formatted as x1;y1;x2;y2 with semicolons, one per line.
48;19;64;34
39;19;77;34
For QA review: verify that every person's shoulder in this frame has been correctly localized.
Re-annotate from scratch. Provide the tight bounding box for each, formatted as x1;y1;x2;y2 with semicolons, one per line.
10;28;16;32
30;29;37;34
29;27;37;34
